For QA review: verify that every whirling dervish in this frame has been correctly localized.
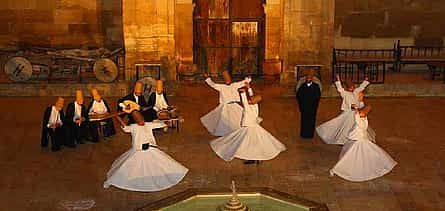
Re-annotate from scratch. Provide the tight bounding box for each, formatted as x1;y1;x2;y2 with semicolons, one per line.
330;104;397;182
210;86;286;163
201;70;251;136
316;74;371;145
103;111;188;192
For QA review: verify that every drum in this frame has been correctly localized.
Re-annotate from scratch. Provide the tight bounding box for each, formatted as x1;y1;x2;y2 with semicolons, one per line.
157;110;170;120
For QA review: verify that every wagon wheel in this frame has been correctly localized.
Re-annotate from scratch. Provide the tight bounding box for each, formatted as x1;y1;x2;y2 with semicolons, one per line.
138;76;157;104
93;58;118;82
4;57;33;82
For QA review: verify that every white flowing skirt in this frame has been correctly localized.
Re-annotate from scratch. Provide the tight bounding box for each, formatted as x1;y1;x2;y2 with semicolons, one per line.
330;140;397;182
316;111;376;145
201;103;243;136
210;124;286;161
104;148;188;192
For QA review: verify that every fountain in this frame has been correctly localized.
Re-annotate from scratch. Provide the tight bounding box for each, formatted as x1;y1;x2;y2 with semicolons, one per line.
137;181;329;211
218;181;249;211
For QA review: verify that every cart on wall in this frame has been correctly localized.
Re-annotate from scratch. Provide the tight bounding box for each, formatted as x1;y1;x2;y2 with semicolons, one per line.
1;47;125;83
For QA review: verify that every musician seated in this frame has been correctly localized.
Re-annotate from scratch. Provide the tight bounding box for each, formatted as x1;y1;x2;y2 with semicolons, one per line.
147;80;171;120
41;97;65;152
117;81;152;123
65;90;89;147
88;88;116;142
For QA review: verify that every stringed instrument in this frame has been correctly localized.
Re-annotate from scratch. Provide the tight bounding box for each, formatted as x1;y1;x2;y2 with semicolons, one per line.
89;100;153;122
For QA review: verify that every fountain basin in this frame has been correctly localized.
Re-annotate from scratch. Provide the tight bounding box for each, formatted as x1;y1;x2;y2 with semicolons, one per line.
137;188;329;211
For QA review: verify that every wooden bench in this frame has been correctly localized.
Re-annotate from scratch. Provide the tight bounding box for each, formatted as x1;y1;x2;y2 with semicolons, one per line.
332;48;395;84
395;40;445;72
427;62;445;83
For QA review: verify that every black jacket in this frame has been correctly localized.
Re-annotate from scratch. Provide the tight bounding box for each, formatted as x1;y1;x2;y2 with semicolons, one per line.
117;93;148;112
297;82;321;113
65;102;89;126
41;106;65;143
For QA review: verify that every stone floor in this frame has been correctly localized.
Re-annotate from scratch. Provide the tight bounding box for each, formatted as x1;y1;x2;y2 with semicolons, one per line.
0;84;445;211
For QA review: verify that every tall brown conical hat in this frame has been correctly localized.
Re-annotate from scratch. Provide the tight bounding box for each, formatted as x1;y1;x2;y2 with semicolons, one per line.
91;88;101;101
358;91;364;102
360;104;372;116
222;70;231;83
134;81;143;93
131;110;144;123
156;80;163;92
55;97;65;111
344;80;355;89
75;90;84;104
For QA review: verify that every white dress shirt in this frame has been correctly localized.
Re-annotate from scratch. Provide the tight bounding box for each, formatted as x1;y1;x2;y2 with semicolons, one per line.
47;106;62;128
134;94;139;104
89;100;108;115
73;102;82;122
154;93;169;111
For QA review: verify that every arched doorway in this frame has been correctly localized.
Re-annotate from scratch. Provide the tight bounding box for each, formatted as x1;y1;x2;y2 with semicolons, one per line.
193;0;265;78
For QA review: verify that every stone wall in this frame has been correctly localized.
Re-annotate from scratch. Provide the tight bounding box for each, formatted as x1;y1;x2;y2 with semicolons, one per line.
335;0;445;48
101;0;124;49
0;0;124;49
0;0;104;48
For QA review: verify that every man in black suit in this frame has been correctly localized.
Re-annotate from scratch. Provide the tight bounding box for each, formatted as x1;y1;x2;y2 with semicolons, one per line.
147;80;169;120
117;81;151;123
41;97;65;151
65;90;89;146
296;70;322;139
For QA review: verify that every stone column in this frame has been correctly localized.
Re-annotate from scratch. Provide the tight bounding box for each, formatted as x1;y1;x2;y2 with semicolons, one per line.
174;0;195;78
175;0;194;63
264;0;282;61
263;0;284;79
282;0;334;83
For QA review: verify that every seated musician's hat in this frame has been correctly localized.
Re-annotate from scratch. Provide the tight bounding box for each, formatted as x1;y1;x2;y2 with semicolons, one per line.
91;88;101;101
134;81;143;93
75;90;83;101
55;97;64;111
156;80;163;90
